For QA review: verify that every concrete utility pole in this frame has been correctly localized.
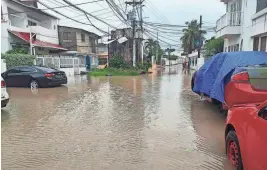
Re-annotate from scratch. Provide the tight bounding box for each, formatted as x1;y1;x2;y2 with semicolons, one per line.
156;31;158;62
126;0;143;67
140;1;144;64
107;26;110;67
198;15;202;58
132;19;136;67
29;28;36;55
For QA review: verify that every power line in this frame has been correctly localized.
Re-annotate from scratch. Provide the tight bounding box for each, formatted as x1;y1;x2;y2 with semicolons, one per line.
38;1;94;27
3;0;104;15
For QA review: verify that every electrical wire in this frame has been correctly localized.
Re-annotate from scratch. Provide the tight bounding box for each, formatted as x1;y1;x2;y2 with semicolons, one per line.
3;0;104;15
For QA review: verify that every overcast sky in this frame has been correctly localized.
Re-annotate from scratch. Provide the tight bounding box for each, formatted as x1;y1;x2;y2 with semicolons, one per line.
39;0;226;48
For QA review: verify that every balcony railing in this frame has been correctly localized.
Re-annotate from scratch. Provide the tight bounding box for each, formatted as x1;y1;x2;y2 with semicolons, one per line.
216;11;242;31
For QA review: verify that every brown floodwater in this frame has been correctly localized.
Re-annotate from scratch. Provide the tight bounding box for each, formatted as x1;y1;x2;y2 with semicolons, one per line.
1;66;234;170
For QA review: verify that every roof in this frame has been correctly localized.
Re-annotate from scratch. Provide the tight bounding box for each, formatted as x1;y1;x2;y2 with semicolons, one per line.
58;25;101;39
9;0;59;19
9;30;67;50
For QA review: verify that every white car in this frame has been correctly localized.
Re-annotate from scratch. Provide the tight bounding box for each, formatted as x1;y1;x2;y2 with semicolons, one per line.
1;77;9;108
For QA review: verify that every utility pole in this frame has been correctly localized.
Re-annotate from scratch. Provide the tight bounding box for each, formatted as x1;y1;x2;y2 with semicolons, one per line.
107;26;110;67
132;19;136;67
29;28;36;55
198;15;202;58
140;1;144;64
168;46;171;74
156;32;158;62
126;0;143;67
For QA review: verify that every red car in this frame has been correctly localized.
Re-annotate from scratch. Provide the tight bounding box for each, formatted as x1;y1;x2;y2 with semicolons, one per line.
225;101;267;170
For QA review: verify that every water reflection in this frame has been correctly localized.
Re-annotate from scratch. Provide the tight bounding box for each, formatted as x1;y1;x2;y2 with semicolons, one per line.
2;67;232;170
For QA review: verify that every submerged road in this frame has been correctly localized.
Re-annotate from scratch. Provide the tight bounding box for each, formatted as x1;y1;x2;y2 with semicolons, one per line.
2;66;234;170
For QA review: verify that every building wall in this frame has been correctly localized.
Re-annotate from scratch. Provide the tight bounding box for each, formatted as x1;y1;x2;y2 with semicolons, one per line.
58;26;77;51
218;0;267;52
76;30;90;53
1;0;60;53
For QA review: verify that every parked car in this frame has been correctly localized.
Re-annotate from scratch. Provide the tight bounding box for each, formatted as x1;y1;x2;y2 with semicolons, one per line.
1;77;9;108
225;101;267;170
191;52;267;111
1;66;67;88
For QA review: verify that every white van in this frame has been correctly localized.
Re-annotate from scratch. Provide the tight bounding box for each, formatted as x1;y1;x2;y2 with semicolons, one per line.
1;77;9;108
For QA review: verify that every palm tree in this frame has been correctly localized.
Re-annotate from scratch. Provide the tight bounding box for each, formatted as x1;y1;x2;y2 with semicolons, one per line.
144;38;161;61
180;20;206;54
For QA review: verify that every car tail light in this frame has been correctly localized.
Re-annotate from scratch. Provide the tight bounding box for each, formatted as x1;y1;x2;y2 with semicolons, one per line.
1;80;6;88
231;71;249;82
44;73;55;78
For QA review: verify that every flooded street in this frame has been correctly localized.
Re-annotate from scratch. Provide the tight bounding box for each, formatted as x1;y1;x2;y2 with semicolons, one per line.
2;66;233;170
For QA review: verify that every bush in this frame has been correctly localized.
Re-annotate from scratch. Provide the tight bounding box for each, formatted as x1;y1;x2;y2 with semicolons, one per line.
2;53;35;69
89;68;139;76
136;61;152;71
109;55;131;69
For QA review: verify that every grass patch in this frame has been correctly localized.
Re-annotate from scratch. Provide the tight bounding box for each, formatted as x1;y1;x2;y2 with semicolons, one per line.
89;68;140;76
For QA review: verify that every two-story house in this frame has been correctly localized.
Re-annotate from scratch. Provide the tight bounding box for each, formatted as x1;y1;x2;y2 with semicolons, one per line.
58;25;101;69
216;0;267;52
1;0;67;54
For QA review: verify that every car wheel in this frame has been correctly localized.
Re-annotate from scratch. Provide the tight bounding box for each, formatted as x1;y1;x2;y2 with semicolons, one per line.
226;131;243;170
30;80;39;89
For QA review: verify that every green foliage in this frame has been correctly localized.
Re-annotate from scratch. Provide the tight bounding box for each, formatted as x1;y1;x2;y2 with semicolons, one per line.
204;37;224;58
109;55;131;69
180;20;206;54
144;39;163;62
6;48;28;54
89;68;140;76
2;53;35;69
136;61;152;71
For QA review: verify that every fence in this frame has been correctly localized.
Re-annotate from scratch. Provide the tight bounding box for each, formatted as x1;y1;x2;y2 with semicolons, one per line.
36;55;86;76
36;55;84;69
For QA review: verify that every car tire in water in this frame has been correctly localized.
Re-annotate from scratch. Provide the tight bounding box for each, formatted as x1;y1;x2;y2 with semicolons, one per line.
226;131;243;170
30;80;39;89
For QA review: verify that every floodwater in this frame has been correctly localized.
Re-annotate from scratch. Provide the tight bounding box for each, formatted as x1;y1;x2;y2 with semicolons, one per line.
2;66;234;170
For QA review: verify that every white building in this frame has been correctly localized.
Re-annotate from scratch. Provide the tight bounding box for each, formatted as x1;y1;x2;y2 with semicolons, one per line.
1;0;67;54
216;0;267;52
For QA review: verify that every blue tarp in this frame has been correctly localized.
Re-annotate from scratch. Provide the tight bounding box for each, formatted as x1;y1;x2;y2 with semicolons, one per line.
193;51;267;102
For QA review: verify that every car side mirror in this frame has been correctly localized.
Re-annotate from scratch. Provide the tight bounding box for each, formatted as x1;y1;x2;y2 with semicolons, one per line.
259;106;267;120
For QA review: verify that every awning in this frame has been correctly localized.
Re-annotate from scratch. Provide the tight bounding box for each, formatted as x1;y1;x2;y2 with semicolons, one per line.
8;30;67;50
117;37;128;44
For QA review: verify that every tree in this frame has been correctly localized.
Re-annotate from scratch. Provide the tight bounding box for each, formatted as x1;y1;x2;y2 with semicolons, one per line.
144;38;162;61
204;37;224;58
180;20;206;54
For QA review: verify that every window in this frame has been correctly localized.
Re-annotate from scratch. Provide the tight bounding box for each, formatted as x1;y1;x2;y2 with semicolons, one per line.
256;0;267;13
253;37;260;51
260;36;267;51
7;68;20;74
63;32;71;40
28;20;37;26
81;33;85;42
19;67;35;72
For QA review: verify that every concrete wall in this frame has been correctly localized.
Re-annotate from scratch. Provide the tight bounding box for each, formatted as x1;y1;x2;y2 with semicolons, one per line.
59;67;86;77
188;52;205;70
58;26;77;51
217;0;267;51
1;0;60;53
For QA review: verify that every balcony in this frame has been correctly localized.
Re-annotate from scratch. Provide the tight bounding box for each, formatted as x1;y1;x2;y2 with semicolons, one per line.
29;26;59;44
216;11;242;38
